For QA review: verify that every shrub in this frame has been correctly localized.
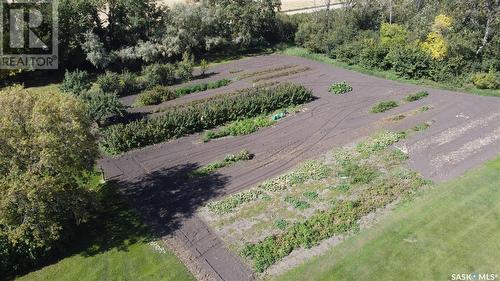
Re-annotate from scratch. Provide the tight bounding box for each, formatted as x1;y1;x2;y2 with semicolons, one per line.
421;32;448;61
176;52;195;81
80;89;126;126
329;81;353;94
199;59;209;77
96;71;123;94
471;70;498;89
100;83;313;155
134;86;176;107
370;100;399;113
175;79;232;96
385;43;432;79
334;41;362;65
142;63;176;88
380;23;408;48
404;91;429;102
60;69;92;96
120;70;143;95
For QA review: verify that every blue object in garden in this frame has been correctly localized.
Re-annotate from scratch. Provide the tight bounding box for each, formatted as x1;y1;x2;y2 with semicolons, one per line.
272;111;287;121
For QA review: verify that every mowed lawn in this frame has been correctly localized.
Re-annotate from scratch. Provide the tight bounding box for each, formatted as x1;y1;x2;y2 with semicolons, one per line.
276;157;500;281
16;242;194;281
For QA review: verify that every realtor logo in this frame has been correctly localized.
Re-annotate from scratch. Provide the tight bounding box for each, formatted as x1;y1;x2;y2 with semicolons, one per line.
0;0;58;69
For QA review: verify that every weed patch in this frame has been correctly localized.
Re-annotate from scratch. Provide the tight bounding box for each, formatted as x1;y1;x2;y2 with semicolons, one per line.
284;196;311;210
370;100;399;113
202;116;275;142
190;150;253;177
239;65;297;79
404;91;429;102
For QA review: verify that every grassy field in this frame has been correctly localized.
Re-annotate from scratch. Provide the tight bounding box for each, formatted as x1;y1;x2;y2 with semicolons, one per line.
14;182;194;281
276;157;500;281
279;46;500;98
16;242;194;281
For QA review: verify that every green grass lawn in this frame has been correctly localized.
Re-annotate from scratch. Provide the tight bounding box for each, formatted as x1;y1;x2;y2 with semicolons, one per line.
14;182;194;281
16;242;194;281
275;157;500;281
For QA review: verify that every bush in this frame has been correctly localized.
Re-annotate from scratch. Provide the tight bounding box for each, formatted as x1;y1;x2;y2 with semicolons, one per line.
60;69;92;96
404;91;429;102
471;70;499;89
142;63;176;88
80;89;126;126
370;100;399;113
176;52;195;81
385;43;432;79
120;70;143;95
329;81;353;94
380;23;408;48
134;85;176;106
100;83;313;155
199;59;209;77
96;71;123;94
334;40;362;65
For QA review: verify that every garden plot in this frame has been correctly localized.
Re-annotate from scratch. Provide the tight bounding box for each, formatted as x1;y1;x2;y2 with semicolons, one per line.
100;54;500;281
198;128;431;275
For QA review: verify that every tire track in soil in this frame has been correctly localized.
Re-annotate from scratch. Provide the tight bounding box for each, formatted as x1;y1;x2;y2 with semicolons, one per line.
100;54;500;281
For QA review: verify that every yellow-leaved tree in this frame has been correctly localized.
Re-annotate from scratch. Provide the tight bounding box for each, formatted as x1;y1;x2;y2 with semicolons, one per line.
421;14;453;61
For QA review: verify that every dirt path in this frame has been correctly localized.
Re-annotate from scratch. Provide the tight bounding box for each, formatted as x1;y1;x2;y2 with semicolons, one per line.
100;55;500;280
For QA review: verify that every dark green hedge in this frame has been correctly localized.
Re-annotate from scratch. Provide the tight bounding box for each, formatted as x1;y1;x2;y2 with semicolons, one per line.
100;83;313;155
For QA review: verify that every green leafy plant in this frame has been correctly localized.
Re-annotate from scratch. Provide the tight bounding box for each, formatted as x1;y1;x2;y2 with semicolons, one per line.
404;91;429;102
207;190;265;215
199;59;209;77
81;89;126;126
190;150;254;177
329;81;353;94
96;71;124;94
133;85;176;107
370;100;399;113
303;191;319;200
60;69;91;96
356;130;406;155
142;63;176;88
176;52;195;81
471;70;498;89
274;219;289;230
202;115;275;142
100;83;313;155
259;161;332;192
284;196;311;210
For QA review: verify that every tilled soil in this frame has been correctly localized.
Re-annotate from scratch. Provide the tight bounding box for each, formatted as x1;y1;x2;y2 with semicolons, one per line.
100;54;500;281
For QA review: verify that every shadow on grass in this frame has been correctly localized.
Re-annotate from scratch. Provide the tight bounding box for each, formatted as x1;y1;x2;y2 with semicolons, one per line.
115;163;229;237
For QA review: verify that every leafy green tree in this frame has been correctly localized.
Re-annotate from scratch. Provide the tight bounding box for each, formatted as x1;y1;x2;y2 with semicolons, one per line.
0;86;98;275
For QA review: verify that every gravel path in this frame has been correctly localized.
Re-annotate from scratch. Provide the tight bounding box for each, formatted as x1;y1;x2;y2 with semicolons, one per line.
100;54;500;280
